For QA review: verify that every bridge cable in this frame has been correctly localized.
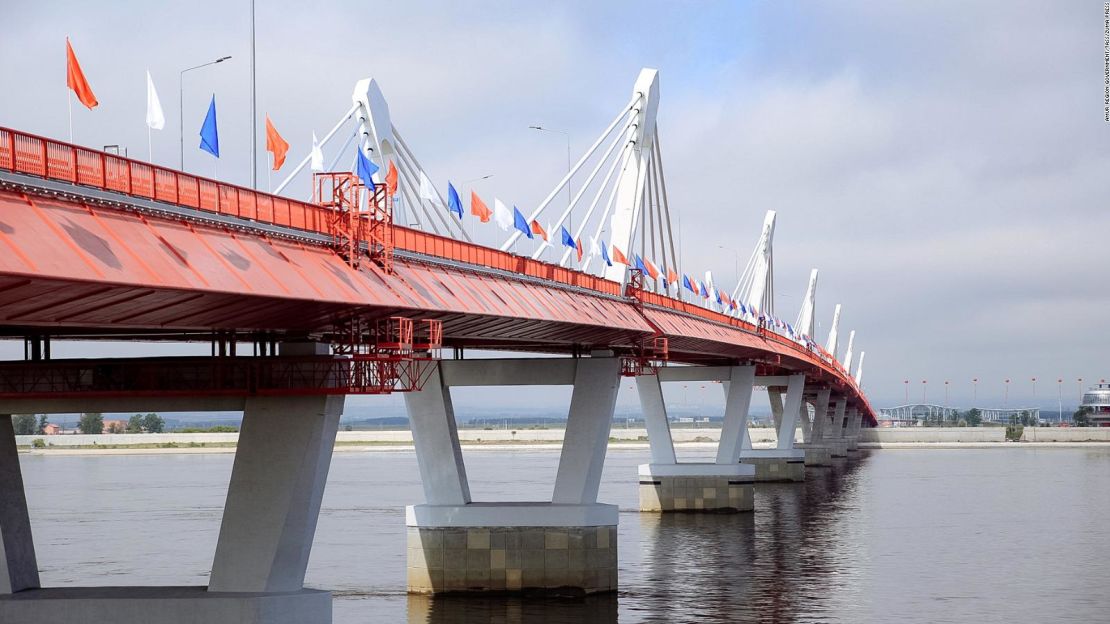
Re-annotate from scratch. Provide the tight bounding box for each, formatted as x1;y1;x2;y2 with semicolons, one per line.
501;94;641;251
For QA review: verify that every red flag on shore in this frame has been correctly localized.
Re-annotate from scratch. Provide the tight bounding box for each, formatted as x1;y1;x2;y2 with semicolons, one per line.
611;245;628;265
264;114;289;170
66;37;98;109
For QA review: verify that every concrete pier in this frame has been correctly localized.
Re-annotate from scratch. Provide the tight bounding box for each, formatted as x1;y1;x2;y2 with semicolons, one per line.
636;366;759;512
405;356;620;594
0;343;346;624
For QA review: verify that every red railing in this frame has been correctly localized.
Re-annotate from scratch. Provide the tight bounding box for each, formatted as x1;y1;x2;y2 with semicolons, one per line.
0;127;336;237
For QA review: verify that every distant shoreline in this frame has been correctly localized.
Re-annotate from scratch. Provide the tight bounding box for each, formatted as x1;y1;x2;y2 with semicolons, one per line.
15;438;1110;456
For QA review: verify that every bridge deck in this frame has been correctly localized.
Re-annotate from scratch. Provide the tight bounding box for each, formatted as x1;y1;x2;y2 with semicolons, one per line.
0;127;874;422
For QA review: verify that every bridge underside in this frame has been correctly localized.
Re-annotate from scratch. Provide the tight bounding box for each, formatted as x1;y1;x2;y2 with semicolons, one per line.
0;183;868;412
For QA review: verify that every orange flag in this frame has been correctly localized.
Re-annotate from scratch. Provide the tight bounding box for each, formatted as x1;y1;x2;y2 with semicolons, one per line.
530;220;547;241
264;114;289;170
666;267;678;285
470;191;492;222
611;245;628;265
575;237;583;262
65;37;98;110
385;161;398;196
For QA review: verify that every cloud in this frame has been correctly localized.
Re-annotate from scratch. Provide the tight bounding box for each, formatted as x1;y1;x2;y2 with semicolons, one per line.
2;1;1107;408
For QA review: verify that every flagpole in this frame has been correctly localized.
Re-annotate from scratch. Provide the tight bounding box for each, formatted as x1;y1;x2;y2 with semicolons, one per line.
148;126;153;163
67;92;73;142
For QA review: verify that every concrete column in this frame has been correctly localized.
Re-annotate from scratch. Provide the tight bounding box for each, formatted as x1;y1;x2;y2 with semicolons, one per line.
208;394;344;593
636;375;676;465
776;375;806;450
716;366;755;465
769;389;784;431
799;400;813;442
827;399;847;440
405;363;471;505
1;415;39;594
811;389;831;439
553;357;621;504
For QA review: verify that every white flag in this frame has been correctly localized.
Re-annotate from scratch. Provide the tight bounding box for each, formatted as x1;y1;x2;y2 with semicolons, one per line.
310;132;324;172
493;198;513;231
145;70;165;130
588;235;600;258
418;172;437;201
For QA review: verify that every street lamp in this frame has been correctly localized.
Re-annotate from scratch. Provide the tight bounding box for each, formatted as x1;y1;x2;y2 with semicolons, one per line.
180;55;232;170
904;379;909;403
1057;378;1063;424
1004;379;1010;407
921;379;927;403
972;378;978;404
528;125;572;219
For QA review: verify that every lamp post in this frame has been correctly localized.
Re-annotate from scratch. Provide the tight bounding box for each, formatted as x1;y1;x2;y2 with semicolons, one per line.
180;55;232;170
904;379;909;403
972;377;978;404
921;379;927;403
528;125;572;219
1004;378;1010;408
1057;378;1063;424
1077;378;1083;404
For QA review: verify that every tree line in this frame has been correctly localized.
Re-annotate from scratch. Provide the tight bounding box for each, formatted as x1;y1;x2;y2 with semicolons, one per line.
13;413;165;435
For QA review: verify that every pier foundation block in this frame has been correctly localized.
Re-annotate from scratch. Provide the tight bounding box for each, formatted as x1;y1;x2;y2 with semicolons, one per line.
795;443;832;467
637;464;754;512
406;503;616;595
740;449;806;482
0;586;330;624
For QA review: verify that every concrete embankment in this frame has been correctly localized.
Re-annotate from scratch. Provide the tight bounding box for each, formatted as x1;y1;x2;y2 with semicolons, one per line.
15;426;1110;455
15;427;758;453
1020;427;1110;442
858;428;1005;445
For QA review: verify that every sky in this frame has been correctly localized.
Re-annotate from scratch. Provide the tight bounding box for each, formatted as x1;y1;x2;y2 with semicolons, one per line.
2;1;1109;411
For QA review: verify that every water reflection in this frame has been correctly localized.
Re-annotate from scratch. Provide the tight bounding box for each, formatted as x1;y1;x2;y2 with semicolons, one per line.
405;454;869;623
409;593;618;623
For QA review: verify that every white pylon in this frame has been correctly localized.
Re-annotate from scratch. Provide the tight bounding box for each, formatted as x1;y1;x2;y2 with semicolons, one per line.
795;268;818;338
855;351;865;386
826;304;841;357
842;330;855;371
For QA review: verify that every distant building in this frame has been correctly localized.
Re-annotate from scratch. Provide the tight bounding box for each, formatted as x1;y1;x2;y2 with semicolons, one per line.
1080;383;1110;426
43;423;61;435
103;419;129;433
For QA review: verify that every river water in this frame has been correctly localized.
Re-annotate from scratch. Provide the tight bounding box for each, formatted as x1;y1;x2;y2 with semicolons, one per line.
18;446;1110;623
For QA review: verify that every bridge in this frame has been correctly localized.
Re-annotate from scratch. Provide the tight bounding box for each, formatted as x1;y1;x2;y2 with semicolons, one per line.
880;404;1041;424
0;69;874;623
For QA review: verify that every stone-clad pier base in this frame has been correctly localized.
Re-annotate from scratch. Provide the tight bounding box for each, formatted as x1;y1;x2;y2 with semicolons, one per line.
407;525;617;595
406;503;617;595
0;587;331;624
637;463;754;512
740;448;807;482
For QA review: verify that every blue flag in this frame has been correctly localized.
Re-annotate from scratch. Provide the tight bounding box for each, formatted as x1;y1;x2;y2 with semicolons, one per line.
356;147;379;189
634;254;648;274
513;206;533;239
560;226;575;248
199;95;219;158
699;281;709;298
715;289;723;305
447;183;463;219
682;274;694;292
600;240;612;266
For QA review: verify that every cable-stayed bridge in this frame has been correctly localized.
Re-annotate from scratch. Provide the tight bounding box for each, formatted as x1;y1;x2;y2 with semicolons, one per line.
0;68;876;623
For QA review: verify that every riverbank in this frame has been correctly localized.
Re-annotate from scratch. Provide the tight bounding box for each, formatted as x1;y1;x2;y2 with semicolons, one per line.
13;426;1110;455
